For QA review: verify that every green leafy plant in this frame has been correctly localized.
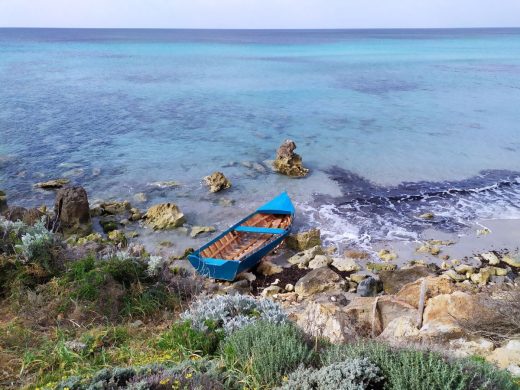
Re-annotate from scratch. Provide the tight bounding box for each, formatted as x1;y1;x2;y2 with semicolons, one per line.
156;321;222;358
221;321;314;387
322;341;518;390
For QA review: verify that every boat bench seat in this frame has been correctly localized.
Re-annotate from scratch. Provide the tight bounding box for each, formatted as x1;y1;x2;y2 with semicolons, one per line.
234;226;286;234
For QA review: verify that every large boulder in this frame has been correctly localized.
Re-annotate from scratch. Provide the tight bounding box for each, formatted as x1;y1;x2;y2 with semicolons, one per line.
396;276;455;308
295;298;357;343
295;267;344;297
343;296;417;336
144;203;186;230
379;265;435;295
420;291;477;340
203;172;231;193
99;200;131;215
0;190;7;213
286;228;321;251
54;186;92;236
273;139;309;177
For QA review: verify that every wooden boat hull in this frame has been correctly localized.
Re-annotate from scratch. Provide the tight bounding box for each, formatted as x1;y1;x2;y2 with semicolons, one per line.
188;192;294;281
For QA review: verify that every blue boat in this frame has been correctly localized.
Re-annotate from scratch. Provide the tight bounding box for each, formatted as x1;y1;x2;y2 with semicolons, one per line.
188;192;295;281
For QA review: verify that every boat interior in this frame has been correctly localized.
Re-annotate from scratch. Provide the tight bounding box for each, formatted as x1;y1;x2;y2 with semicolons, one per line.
200;213;292;261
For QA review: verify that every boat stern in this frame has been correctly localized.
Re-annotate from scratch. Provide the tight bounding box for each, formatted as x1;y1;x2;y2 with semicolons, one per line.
188;253;240;281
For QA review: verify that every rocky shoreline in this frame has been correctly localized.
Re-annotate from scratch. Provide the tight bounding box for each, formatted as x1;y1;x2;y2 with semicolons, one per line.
1;140;520;383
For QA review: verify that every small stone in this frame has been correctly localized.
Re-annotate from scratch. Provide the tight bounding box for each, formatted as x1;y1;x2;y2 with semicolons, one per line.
286;229;321;251
308;254;332;269
378;249;397;261
76;232;103;245
440;261;451;270
133;192;148;203
454;265;475;275
332;257;361;272
159;240;174;247
419;212;434;220
492;267;508;276
256;260;283;276
350;273;368;283
237;272;256;283
288;245;324;268
100;219;118;233
343;249;370;259
417;244;440;256
285;283;294;292
502;255;520;268
470;267;493;285
357;276;382;297
150;181;179;188
204;172;231;193
261;285;282;297
101;200;131;215
190;226;216;238
34;178;70;189
481;252;500;265
367;262;397;272
444;269;467;282
108;230;127;246
477;228;491;236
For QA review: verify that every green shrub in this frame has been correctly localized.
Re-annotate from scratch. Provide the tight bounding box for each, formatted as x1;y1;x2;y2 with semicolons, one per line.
156;321;222;358
221;321;314;387
322;341;518;390
278;358;385;390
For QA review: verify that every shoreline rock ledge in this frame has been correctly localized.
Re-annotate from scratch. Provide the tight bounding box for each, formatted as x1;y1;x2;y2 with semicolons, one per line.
273;139;309;177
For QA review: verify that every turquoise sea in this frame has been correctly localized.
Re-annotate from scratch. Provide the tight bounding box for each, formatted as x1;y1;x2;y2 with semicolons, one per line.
1;28;520;248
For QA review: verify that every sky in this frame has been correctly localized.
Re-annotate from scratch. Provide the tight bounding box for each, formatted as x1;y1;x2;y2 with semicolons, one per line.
1;0;520;29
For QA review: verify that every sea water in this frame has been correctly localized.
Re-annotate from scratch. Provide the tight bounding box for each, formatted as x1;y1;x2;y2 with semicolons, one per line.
1;28;520;249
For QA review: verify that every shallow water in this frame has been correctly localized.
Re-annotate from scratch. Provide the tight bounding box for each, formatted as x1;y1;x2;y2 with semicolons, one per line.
1;28;520;250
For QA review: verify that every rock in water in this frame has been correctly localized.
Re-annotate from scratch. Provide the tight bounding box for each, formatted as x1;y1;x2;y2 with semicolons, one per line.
272;139;309;177
286;228;321;251
54;186;92;237
204;172;231;193
0;190;7;213
190;226;216;237
34;178;70;189
144;203;186;230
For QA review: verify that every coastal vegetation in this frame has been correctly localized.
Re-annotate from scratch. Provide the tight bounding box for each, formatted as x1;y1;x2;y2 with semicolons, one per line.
0;142;519;389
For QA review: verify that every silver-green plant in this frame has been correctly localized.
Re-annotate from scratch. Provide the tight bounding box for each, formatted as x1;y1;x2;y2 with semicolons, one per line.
278;358;385;390
181;294;288;335
15;218;54;263
146;255;165;277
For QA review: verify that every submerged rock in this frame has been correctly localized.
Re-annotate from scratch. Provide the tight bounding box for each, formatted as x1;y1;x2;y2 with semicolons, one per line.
144;203;186;230
133;193;148;203
502;254;520;268
54;186;92;237
190;226;216;238
286;228;321;251
377;249;397;262
100;200;131;215
204;172;231;193
34;178;70;190
272;139;309;177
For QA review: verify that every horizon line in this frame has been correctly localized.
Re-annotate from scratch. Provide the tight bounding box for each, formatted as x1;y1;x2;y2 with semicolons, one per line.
1;26;519;31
